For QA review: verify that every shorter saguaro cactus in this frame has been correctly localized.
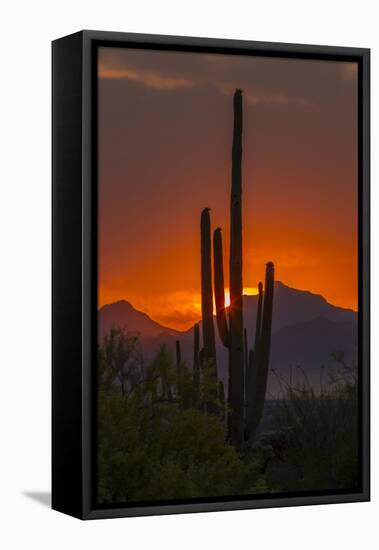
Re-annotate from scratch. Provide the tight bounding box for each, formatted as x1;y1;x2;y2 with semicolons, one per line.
218;380;226;425
192;323;201;408
213;227;229;348
175;339;183;404
176;339;182;370
245;262;275;442
244;327;248;405
201;208;217;366
200;208;219;414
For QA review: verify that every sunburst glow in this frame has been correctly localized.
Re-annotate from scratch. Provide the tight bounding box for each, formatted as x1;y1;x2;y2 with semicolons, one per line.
215;287;258;311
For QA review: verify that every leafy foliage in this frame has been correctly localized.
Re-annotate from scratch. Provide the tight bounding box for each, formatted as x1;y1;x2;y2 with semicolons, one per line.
98;330;359;503
98;328;247;503
251;354;359;493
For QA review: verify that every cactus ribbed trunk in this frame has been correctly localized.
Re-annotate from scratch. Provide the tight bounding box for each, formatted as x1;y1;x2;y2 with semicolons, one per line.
219;380;225;407
210;89;275;447
213;228;229;348
176;339;181;370
219;380;226;426
201;208;217;365
258;262;274;400
200;208;217;414
244;327;248;412
254;282;263;355
193;323;200;407
248;348;254;383
193;323;200;371
175;339;182;403
248;281;263;384
245;263;275;442
229;89;244;450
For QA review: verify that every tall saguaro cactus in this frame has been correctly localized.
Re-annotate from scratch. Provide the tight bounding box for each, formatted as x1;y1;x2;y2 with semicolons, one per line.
210;89;275;448
245;262;275;442
228;89;244;450
212;90;244;448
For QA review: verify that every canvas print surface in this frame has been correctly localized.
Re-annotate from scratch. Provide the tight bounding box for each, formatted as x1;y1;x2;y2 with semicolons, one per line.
97;47;359;505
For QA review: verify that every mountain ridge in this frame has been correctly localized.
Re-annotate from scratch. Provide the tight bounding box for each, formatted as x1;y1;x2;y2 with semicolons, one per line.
98;282;357;394
99;299;180;338
98;280;357;337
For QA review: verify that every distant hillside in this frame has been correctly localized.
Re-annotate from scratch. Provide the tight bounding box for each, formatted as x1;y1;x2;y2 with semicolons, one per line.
244;281;356;335
99;300;179;339
98;282;357;394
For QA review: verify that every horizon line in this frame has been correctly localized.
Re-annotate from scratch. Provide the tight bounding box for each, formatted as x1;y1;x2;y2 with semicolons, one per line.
98;279;358;333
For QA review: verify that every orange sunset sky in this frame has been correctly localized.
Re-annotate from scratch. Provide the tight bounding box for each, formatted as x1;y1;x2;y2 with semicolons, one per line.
98;47;358;331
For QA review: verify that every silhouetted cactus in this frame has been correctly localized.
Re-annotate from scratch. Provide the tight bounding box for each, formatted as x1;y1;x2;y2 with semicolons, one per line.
193;323;200;370
175;339;183;403
213;227;229;348
219;380;225;406
254;282;263;356
200;208;217;366
176;338;194;410
200;208;218;414
245;262;275;442
209;89;275;447
213;226;232;423
218;380;226;425
211;90;250;448
248;281;263;381
248;348;254;384
228;89;244;450
192;323;200;407
176;339;181;370
244;327;248;406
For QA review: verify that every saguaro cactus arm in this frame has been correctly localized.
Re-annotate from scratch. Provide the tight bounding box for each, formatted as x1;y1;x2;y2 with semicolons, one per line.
213;227;229;348
245;262;275;442
175;339;182;370
218;380;225;406
193;323;200;371
254;282;263;354
244;327;249;374
244;327;249;406
192;323;200;407
259;262;274;394
200;208;217;363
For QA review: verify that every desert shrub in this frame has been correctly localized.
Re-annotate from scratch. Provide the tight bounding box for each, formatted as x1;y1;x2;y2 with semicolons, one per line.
257;354;359;493
97;328;248;503
98;330;359;501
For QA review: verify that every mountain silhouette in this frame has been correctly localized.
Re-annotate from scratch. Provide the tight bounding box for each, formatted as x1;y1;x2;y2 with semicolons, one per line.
244;281;356;335
99;300;179;339
98;282;357;394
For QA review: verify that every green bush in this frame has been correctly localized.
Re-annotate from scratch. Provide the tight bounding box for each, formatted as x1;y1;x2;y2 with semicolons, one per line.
256;355;359;493
97;329;248;503
97;330;359;501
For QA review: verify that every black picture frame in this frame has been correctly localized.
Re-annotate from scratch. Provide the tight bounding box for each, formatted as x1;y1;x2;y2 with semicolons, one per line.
52;30;370;520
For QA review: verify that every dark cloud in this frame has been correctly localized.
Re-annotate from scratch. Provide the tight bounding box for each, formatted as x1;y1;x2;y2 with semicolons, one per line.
98;47;357;108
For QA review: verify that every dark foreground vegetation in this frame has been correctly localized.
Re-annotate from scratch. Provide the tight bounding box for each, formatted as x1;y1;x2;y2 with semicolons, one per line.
97;89;358;504
98;329;359;504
